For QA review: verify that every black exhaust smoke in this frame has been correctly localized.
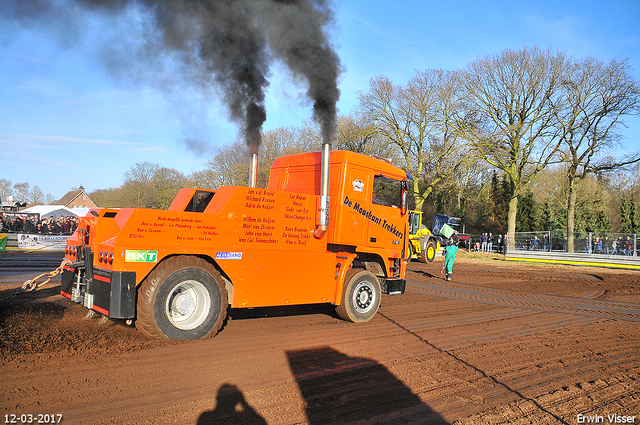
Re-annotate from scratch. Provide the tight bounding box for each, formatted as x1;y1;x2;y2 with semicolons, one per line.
260;0;341;143
2;0;341;150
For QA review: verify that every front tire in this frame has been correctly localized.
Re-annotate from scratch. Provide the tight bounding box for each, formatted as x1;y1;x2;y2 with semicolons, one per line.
419;240;437;263
136;256;228;340
426;241;437;262
335;269;381;323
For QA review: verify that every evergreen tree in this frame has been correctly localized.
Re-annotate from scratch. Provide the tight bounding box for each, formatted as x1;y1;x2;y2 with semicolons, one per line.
487;173;511;234
516;190;538;231
628;198;639;233
541;201;560;230
595;210;612;233
583;209;598;233
574;208;585;233
620;198;631;232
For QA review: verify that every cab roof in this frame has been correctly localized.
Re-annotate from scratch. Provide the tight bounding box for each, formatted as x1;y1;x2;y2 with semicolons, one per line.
270;150;408;181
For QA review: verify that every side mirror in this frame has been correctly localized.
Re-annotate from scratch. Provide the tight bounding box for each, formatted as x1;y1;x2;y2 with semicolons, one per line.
401;190;408;215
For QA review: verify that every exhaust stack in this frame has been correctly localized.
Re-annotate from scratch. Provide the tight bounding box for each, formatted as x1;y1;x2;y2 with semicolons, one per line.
248;151;258;188
313;141;332;239
248;134;260;188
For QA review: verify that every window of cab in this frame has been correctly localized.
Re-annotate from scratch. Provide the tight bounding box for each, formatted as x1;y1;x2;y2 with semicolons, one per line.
185;190;215;212
372;175;404;208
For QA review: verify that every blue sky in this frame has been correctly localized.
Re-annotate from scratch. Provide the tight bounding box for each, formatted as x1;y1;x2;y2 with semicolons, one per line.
1;0;639;200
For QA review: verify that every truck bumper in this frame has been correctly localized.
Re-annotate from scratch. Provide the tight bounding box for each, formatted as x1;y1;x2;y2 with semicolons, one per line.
383;278;406;295
61;265;136;319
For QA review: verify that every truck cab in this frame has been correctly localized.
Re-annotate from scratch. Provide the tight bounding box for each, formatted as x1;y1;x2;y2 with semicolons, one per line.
268;150;410;274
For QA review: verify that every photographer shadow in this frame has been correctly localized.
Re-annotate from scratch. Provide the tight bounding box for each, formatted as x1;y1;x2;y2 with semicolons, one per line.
197;383;266;425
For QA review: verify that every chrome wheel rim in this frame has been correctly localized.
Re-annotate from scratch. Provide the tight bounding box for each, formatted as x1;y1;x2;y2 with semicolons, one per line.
165;280;211;330
353;281;375;313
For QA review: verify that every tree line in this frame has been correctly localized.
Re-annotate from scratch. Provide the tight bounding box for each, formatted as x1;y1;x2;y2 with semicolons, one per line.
356;46;640;251
4;46;640;252
0;180;55;205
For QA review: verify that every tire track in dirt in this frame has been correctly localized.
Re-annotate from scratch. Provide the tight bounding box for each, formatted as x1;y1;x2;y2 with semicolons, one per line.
372;276;640;424
378;315;640;424
407;280;640;322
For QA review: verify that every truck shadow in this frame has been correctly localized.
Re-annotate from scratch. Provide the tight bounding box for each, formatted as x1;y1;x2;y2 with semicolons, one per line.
196;383;267;425
228;303;338;320
286;346;449;424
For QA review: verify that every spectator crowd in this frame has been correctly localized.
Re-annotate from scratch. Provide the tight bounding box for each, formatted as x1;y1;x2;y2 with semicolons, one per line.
0;212;78;235
470;233;507;254
470;231;636;256
471;232;506;254
510;232;637;256
587;235;636;256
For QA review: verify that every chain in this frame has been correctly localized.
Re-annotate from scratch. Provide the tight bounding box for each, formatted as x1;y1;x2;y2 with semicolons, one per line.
1;258;72;301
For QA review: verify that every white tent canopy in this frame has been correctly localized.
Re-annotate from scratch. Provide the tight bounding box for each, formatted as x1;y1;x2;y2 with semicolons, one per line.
71;207;92;217
19;205;79;219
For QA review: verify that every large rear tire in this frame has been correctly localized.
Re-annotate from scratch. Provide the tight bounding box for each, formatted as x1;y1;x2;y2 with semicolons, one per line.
335;269;381;323
136;256;228;340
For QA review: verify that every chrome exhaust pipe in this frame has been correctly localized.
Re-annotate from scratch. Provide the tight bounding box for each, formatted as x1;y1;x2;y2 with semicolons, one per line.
313;141;331;239
248;133;260;188
248;151;258;188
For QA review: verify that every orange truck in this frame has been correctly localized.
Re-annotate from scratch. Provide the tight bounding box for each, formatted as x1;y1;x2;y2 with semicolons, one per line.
61;150;410;339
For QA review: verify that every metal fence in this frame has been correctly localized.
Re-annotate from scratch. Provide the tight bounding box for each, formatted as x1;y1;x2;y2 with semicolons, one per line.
511;231;638;256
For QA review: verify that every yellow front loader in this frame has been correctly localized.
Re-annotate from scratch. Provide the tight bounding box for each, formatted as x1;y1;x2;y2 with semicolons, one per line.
408;211;462;263
408;211;439;262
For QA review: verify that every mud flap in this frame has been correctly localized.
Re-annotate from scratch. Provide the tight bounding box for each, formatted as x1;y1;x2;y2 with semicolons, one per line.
90;271;137;319
60;268;76;300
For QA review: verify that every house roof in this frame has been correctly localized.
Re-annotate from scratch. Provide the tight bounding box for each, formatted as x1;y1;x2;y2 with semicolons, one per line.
53;187;97;208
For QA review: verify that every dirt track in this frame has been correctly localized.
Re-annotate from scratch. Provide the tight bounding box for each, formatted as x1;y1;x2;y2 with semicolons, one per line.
1;251;639;424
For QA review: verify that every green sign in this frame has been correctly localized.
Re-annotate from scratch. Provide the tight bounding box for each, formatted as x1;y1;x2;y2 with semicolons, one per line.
0;234;7;252
125;250;158;262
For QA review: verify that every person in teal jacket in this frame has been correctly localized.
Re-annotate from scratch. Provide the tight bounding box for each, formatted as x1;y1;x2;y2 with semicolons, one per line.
444;231;459;281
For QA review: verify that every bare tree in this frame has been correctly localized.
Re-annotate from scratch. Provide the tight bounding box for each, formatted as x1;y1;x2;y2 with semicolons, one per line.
258;127;314;166
122;162;161;208
13;182;30;202
201;126;313;189
153;167;187;209
188;169;219;191
335;114;400;160
203;142;250;188
89;188;127;208
336;115;379;154
124;161;160;185
298;114;401;162
555;56;640;251
27;185;45;205
457;46;568;249
424;70;477;211
0;179;11;197
358;70;471;211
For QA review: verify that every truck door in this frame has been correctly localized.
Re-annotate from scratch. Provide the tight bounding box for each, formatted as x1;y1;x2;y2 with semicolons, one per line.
338;167;371;246
367;175;405;251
